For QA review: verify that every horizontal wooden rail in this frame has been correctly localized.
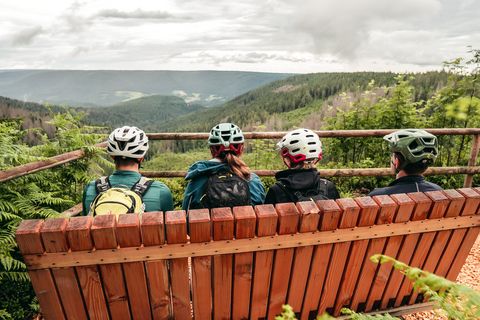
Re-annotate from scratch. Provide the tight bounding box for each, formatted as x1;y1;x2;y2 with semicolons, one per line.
141;166;480;178
147;128;480;140
22;215;480;270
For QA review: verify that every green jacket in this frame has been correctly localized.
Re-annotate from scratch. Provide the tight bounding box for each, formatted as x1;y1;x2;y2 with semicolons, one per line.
82;170;173;215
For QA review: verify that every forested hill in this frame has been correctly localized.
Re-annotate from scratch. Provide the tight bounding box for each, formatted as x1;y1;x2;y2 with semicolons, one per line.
0;70;291;107
159;71;449;132
84;95;204;132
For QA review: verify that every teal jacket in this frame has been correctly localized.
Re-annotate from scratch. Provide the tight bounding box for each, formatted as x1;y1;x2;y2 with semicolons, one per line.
182;160;265;210
82;170;174;215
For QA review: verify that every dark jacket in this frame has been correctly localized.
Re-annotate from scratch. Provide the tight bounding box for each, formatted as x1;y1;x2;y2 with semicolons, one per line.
182;159;265;210
264;168;340;204
368;175;442;196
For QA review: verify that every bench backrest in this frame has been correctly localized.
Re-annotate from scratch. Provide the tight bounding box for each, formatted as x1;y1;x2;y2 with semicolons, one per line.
16;189;480;320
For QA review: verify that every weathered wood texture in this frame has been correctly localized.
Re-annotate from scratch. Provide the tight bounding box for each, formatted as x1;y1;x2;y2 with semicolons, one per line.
16;189;480;320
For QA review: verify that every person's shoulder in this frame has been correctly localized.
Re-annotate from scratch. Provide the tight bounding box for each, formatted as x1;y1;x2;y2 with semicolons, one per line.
424;180;443;191
368;187;390;196
147;179;171;192
320;177;336;186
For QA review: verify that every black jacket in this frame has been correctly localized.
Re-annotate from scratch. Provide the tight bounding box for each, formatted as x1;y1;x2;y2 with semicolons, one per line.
368;175;442;196
264;168;340;204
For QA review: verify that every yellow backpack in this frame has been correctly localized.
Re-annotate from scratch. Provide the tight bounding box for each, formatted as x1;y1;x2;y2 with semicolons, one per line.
89;176;153;217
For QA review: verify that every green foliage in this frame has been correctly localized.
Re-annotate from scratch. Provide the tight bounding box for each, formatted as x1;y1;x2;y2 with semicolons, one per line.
371;254;480;320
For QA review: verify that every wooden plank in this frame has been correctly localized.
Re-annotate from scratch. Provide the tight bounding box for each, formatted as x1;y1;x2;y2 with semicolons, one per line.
16;220;66;320
142;212;171;320
212;207;234;320
380;192;432;310
350;195;396;311
42;218;88;320
23;216;480;270
287;201;320;314
189;209;212;320
318;198;360;315
232;206;257;320
116;214;152;320
394;191;449;307
267;202;300;319
334;197;379;315
365;193;415;311
90;215;131;320
67;216;109;320
301;200;342;320
165;210;191;319
435;188;480;277
250;204;278;320
445;187;480;281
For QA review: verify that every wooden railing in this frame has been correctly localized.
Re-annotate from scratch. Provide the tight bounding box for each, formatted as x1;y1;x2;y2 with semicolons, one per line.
2;128;480;185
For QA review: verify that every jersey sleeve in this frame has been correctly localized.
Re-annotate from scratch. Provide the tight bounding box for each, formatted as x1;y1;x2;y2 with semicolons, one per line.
154;181;174;211
82;180;97;216
248;173;266;205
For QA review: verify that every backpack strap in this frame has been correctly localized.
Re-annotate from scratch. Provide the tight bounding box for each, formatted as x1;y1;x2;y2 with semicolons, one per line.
131;177;154;197
95;176;111;194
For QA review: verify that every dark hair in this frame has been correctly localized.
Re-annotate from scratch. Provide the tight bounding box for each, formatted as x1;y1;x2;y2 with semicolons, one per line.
113;156;140;167
394;153;430;175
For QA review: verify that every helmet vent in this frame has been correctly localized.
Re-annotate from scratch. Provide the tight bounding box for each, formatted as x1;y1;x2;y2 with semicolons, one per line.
210;138;220;143
292;148;300;153
307;142;316;145
233;136;242;142
306;134;314;138
222;135;230;141
290;140;299;144
292;132;300;136
309;149;316;153
409;141;419;150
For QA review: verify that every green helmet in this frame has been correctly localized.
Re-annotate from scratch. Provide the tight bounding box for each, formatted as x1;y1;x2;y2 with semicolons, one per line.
384;129;438;167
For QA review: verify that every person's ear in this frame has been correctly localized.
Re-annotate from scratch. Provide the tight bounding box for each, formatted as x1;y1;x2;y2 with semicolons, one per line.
282;157;291;168
392;154;400;169
138;157;145;163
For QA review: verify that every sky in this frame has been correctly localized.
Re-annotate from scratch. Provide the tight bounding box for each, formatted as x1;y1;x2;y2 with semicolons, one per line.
0;0;479;73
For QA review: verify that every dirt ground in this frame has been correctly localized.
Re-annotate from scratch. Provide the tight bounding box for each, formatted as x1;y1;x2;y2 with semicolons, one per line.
403;236;480;320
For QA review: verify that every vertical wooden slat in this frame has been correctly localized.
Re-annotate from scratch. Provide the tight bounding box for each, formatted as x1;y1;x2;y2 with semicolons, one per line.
232;206;257;320
16;220;66;320
317;198;360;315
90;215;131;320
42;218;87;320
250;205;278;320
463;134;480;187
301;200;342;320
350;195;396;311
287;201;320;314
267;203;300;319
165;210;191;319
116;214;152;320
408;189;464;305
445;188;480;281
67;216;109;320
211;207;234;320
394;191;449;307
334;197;379;315
434;189;479;277
364;193;414;311
142;212;171;320
189;209;212;320
380;192;432;310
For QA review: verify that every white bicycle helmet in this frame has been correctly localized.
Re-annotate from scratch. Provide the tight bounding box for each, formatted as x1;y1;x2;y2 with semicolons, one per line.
208;123;245;157
276;128;323;164
107;126;149;159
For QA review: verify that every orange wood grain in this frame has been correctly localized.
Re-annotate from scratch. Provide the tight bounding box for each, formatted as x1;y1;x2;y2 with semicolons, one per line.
16;220;66;320
165;211;191;319
232;206;256;320
267;202;300;319
364;193;414;311
189;209;212;320
317;198;360;315
287;201;320;313
116;214;152;320
250;205;278;320
212;207;234;320
301;200;342;320
142;212;171;320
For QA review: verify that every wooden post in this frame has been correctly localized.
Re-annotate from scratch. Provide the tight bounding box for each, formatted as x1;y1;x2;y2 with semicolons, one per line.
464;134;480;187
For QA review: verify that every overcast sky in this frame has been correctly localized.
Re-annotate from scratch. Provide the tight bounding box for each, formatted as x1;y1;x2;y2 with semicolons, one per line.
0;0;479;73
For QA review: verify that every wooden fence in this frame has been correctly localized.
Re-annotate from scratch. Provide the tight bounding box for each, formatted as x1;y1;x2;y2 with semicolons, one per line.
17;188;480;319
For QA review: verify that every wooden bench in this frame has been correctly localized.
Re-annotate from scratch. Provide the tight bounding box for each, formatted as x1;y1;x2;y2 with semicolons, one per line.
16;188;480;320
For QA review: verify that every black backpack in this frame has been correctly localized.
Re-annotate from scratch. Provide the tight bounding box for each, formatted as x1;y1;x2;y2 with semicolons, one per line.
199;169;251;209
276;179;329;202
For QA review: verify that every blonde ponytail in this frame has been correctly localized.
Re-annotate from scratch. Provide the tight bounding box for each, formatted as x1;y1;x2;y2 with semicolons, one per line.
225;153;251;180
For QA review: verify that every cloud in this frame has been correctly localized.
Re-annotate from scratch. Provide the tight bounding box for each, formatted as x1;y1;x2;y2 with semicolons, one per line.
190;51;308;65
96;9;190;21
11;26;44;46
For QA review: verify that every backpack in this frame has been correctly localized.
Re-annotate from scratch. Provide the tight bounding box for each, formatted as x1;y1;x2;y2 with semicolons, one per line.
198;169;251;209
276;179;329;202
89;176;153;217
